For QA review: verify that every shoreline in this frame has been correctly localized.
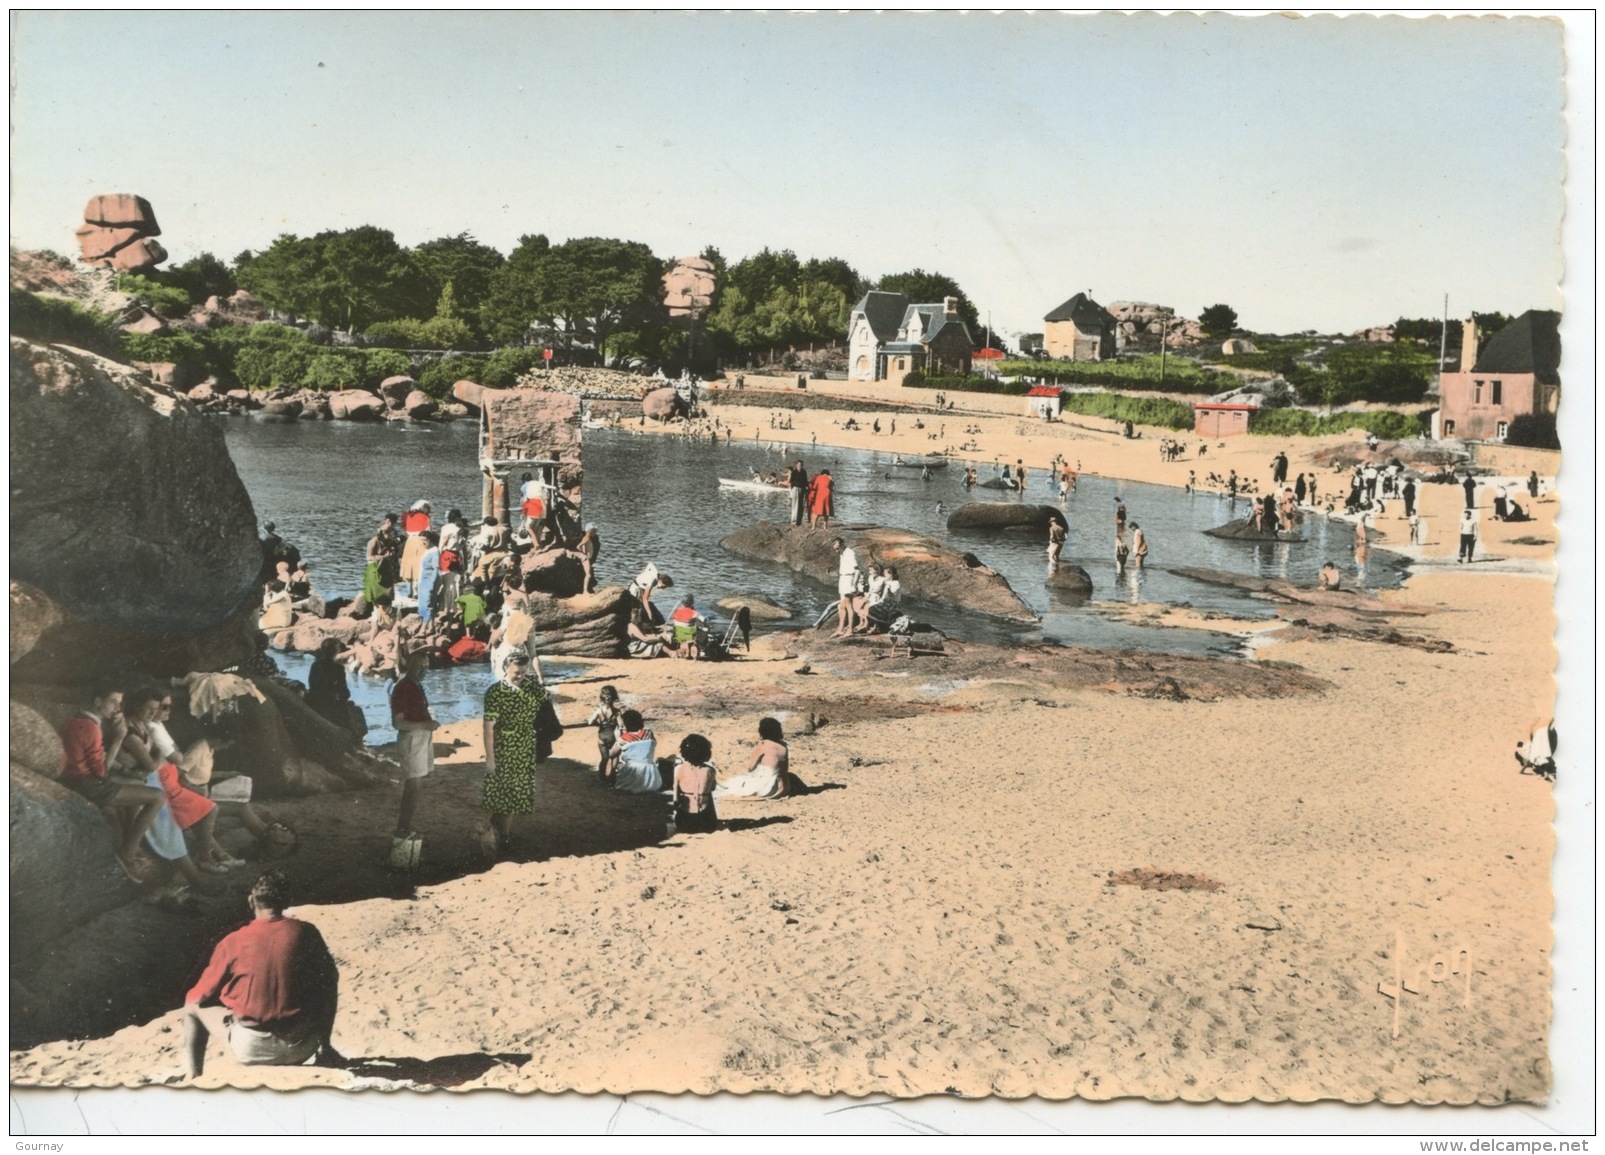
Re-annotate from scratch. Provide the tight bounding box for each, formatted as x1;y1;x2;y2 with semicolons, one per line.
11;373;1560;1102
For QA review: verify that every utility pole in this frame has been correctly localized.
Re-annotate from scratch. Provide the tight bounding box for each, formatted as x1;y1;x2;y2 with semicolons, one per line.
1160;312;1169;384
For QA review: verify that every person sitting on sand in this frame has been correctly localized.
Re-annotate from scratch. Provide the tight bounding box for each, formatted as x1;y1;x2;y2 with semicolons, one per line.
672;734;719;834
668;595;706;659
1506;499;1531;522
607;709;661;794
627;598;666;658
1318;561;1342;591
182;869;344;1079
714;717;791;800
58;681;164;877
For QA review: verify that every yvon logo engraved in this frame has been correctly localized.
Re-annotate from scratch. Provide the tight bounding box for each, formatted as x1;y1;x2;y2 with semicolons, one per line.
1377;927;1475;1039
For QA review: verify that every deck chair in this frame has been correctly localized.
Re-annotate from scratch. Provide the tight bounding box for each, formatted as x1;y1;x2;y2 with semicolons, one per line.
718;605;752;653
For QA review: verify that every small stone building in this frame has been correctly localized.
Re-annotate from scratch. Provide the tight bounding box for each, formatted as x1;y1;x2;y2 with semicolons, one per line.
1043;292;1117;361
1192;402;1256;437
1025;385;1064;418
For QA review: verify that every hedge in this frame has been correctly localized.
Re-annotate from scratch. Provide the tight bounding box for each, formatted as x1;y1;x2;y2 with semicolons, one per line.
1504;413;1560;449
995;355;1236;395
1059;393;1194;430
1248;408;1430;440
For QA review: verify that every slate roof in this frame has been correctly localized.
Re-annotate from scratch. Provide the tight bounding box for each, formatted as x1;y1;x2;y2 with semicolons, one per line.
1044;292;1114;329
1471;310;1562;385
901;303;972;346
853;291;910;342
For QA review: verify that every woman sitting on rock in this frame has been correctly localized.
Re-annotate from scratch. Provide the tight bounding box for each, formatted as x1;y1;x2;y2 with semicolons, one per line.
607;709;661;794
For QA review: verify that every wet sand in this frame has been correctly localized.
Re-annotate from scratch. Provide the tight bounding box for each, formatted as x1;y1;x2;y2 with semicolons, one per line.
10;383;1558;1102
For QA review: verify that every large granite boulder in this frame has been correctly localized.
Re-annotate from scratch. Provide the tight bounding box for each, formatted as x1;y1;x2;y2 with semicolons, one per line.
10;581;63;666
482;389;585;495
526;587;632;658
10;701;63;781
108;237;168;274
83;193;160;232
946;503;1062;532
1047;564;1094;597
521;548;586;598
642;386;687;422
378;374;416;402
452;378;498;410
10;339;261;675
10;763;144;963
718;592;792;621
327;389;384;421
403;389;438;420
721;522;1038;624
1204;515;1304;542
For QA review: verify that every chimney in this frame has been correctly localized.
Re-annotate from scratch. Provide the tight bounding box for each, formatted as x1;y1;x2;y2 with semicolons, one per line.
944;295;958;316
1460;316;1479;371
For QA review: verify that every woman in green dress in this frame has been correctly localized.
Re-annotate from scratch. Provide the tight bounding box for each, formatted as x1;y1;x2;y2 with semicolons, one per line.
480;653;549;857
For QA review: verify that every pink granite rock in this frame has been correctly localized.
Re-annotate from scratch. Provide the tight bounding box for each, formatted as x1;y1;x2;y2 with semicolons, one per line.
74;224;144;261
378;374;416;402
403;389;438;420
120;309;167;336
108;238;167;273
328;389;384;421
83;194;160;233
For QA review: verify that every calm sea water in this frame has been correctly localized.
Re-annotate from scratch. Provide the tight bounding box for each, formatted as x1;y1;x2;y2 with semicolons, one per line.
222;416;1406;733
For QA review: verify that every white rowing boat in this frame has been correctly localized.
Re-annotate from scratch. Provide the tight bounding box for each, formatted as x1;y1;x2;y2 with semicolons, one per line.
718;477;788;494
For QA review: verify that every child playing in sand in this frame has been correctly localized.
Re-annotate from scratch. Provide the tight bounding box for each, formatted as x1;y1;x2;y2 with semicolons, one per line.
587;686;623;782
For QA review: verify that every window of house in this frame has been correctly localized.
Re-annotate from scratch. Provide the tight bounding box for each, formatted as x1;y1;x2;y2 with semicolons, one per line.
1443;420;1456;436
1496;421;1509;440
1473;381;1483;404
1491;380;1502;405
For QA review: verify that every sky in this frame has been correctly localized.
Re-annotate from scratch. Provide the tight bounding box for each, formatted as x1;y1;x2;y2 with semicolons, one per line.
10;11;1569;338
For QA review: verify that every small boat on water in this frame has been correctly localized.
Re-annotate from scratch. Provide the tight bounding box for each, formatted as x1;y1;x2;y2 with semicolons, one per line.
581;417;609;430
718;477;788;494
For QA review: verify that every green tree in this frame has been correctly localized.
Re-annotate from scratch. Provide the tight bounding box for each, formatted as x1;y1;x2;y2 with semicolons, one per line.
876;269;982;336
530;237;664;358
235;226;430;331
1199;303;1239;340
481;234;552;345
163;252;237;305
410;233;505;336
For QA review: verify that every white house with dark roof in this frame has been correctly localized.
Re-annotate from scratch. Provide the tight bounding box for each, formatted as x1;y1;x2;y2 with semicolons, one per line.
847;292;974;385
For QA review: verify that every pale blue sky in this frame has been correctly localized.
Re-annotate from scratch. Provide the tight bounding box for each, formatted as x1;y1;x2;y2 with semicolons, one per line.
11;11;1567;336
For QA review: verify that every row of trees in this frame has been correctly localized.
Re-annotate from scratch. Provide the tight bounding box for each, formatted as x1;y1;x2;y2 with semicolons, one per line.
127;226;996;372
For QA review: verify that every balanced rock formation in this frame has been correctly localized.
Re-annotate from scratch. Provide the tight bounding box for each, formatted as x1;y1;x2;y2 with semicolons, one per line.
662;256;718;319
10;338;262;678
946;502;1063;533
721;522;1038;624
74;194;167;273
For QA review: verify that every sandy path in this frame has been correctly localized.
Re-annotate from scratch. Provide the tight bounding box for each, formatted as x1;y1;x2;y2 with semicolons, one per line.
9;386;1558;1103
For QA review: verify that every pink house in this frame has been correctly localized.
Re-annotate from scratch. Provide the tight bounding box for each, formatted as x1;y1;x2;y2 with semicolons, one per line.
1436;310;1560;442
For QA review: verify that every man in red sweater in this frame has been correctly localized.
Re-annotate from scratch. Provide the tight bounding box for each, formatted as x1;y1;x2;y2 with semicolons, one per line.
183;869;344;1077
58;681;164;873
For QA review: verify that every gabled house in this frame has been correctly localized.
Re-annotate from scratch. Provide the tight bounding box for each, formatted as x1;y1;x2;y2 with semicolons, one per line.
1435;310;1561;441
1043;292;1117;361
848;290;910;381
848;292;974;385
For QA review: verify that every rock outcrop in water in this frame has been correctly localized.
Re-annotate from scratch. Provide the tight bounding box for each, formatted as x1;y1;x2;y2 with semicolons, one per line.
1204;515;1304;542
721;522;1038;624
946;502;1062;532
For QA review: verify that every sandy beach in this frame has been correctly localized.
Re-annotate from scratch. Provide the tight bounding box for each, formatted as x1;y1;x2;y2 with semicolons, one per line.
9;383;1559;1103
